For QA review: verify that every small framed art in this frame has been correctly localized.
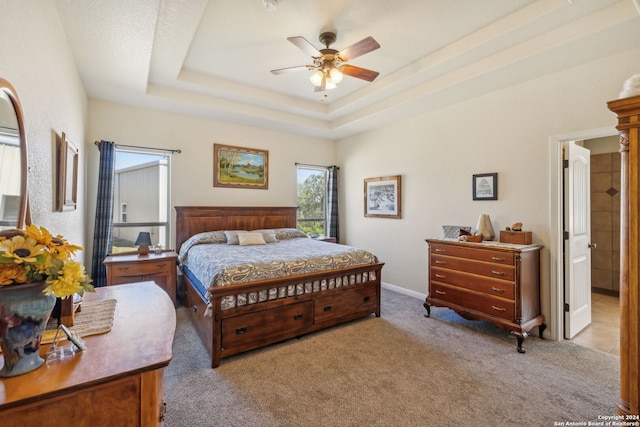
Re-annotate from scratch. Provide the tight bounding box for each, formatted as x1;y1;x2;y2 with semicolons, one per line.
364;175;402;218
472;173;498;201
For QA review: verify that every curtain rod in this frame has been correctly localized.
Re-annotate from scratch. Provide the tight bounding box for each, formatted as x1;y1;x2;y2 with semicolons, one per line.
295;162;339;170
94;140;181;154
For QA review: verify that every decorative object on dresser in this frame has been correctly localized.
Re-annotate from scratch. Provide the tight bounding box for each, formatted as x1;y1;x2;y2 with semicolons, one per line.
364;175;402;218
424;239;545;353
474;213;495;241
175;206;384;368
472;173;498;200
103;251;178;304
442;225;471;239
0;282;175;426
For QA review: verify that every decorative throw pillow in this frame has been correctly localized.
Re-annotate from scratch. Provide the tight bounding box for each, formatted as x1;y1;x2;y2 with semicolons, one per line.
251;229;278;243
274;228;308;240
238;232;267;246
224;230;246;245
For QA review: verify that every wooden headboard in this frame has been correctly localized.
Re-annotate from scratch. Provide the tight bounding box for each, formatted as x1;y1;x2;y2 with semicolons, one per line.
175;206;298;251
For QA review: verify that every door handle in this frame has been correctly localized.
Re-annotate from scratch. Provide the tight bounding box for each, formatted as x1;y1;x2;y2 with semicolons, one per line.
588;243;597;249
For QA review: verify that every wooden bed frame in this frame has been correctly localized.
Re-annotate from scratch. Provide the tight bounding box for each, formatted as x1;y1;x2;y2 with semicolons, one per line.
175;206;384;368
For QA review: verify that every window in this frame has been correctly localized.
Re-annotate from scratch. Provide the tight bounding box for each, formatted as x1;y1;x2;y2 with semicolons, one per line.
296;166;327;236
120;203;127;223
111;150;170;254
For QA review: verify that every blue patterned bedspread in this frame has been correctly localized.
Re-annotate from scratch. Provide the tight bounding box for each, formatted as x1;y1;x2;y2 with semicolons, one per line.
179;233;378;294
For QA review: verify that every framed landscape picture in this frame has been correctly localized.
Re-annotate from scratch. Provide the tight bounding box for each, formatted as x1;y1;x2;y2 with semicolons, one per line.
213;143;268;189
472;173;498;200
364;175;402;218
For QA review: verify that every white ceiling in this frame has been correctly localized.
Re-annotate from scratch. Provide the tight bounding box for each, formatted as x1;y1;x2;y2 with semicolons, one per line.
53;0;640;140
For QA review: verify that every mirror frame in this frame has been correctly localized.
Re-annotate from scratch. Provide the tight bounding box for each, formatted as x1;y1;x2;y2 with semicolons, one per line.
0;77;28;229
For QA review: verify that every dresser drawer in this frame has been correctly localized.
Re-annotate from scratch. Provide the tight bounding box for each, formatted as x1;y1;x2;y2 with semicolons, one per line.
430;267;515;299
430;244;515;266
110;260;173;278
222;301;313;349
429;283;515;321
431;254;515;281
314;284;378;323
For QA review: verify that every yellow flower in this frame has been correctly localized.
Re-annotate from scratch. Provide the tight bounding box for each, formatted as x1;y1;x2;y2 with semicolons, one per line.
0;235;45;264
0;263;27;284
0;225;93;298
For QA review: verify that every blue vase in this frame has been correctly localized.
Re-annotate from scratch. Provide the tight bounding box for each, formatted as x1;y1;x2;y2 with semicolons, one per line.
0;281;56;377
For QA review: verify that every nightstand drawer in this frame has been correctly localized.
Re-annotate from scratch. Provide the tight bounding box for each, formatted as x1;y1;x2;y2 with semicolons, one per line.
110;260;173;278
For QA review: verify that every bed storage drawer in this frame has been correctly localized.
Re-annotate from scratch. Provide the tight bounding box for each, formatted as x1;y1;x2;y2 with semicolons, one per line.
313;284;378;323
221;301;313;351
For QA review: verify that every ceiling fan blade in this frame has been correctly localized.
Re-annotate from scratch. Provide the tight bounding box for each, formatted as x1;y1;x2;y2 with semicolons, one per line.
271;65;312;75
287;36;321;57
341;65;380;82
338;36;380;61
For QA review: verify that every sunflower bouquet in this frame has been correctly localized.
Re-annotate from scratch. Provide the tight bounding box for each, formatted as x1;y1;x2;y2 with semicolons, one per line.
0;225;93;298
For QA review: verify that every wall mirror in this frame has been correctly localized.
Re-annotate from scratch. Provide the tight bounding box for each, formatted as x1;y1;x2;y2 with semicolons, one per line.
0;78;28;231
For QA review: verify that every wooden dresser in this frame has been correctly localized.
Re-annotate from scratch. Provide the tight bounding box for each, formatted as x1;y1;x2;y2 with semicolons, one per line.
424;239;544;353
0;282;175;426
104;251;178;304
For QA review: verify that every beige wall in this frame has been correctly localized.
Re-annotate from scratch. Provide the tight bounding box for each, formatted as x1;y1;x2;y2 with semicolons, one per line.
85;100;336;260
0;1;88;262
337;47;640;337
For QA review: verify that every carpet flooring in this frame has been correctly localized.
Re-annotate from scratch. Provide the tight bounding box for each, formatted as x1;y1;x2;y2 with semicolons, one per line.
164;288;620;427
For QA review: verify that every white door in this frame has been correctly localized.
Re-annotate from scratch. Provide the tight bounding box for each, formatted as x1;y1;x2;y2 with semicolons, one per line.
563;142;592;339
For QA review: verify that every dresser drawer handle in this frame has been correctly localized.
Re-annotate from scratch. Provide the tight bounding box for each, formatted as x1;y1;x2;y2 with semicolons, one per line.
434;248;445;253
236;326;247;334
435;290;446;295
293;313;303;320
491;257;506;261
434;274;446;279
363;295;370;303
324;305;332;312
491;287;505;293
434;260;445;265
491;270;505;276
491;306;506;312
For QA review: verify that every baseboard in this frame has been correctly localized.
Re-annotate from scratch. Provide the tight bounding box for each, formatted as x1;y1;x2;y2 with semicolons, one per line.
381;282;426;301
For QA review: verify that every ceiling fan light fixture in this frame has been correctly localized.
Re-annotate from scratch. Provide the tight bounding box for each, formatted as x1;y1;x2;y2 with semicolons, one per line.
324;80;337;90
310;70;324;86
329;67;343;84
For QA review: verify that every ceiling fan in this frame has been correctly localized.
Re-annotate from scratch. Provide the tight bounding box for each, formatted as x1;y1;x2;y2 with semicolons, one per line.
271;31;380;92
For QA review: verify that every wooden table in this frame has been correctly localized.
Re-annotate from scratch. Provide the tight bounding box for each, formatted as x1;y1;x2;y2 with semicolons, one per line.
0;282;176;426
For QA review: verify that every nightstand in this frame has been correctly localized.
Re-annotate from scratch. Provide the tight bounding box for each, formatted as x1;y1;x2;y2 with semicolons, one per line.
104;251;178;304
312;236;337;243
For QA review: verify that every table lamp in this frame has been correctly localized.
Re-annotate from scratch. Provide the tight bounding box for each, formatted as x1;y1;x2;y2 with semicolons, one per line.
135;232;152;256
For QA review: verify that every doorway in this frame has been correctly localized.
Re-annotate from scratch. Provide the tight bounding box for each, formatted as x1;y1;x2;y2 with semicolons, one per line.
550;128;620;352
549;127;615;342
569;136;620;354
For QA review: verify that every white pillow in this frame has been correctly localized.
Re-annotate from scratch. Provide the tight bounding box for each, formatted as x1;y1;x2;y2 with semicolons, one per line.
238;232;267;246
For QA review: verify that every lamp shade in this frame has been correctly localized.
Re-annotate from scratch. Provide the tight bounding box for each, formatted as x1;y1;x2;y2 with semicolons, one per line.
135;232;152;255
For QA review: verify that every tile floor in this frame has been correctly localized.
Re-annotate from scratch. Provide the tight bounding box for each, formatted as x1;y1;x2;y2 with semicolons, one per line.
570;292;620;356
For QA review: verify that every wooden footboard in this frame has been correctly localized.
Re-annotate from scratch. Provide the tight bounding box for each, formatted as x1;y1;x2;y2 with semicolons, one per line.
183;262;384;368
